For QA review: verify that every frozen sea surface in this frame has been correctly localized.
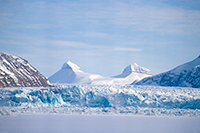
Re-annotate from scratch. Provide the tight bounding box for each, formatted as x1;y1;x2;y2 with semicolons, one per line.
0;85;200;116
0;114;200;133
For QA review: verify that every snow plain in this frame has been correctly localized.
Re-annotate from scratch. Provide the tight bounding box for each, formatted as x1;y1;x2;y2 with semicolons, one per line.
0;114;200;133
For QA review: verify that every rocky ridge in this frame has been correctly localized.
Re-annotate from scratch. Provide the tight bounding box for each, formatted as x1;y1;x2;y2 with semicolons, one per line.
0;52;50;87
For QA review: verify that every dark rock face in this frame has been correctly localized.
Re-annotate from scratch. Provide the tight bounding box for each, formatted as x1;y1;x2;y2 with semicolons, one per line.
186;65;200;88
134;56;200;88
135;68;200;88
0;52;50;87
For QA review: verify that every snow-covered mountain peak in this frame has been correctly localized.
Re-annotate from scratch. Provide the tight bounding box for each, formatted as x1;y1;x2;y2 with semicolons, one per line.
135;55;200;88
49;61;104;84
122;63;151;75
171;55;200;74
122;63;138;74
0;52;28;66
111;63;152;81
49;60;152;85
62;61;82;71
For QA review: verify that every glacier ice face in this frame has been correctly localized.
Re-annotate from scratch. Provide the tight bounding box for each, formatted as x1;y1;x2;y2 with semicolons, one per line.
0;85;200;116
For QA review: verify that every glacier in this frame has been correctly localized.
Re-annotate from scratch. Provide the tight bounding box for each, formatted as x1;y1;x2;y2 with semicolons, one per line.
0;85;200;116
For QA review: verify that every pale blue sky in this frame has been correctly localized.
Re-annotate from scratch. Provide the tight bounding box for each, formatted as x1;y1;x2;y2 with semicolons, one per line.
1;0;200;77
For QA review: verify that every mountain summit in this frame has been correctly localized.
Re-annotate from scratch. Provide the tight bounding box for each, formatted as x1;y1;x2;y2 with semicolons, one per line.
113;63;152;78
48;61;103;84
48;61;152;85
135;56;200;88
61;61;82;71
103;63;152;85
170;55;200;74
0;52;50;87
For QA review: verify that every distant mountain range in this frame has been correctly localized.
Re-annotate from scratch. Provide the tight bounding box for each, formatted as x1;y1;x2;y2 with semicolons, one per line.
0;52;50;87
48;61;152;85
1;52;199;88
134;55;200;88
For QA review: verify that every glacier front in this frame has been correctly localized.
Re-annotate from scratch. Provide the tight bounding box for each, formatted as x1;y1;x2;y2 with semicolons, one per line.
0;85;200;116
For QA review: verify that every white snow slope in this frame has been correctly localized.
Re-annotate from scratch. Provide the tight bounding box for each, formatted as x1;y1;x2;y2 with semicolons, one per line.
135;55;200;88
48;61;152;85
48;61;104;84
1;115;200;133
107;63;152;85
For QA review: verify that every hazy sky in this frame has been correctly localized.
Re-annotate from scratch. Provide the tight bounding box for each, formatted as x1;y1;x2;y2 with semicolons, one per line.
1;0;200;77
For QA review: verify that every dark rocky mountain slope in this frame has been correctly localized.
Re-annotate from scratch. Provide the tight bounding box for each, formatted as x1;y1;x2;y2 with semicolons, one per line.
134;56;200;88
0;52;50;87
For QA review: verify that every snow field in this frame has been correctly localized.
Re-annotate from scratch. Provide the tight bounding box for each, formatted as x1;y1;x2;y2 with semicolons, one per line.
0;114;200;133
